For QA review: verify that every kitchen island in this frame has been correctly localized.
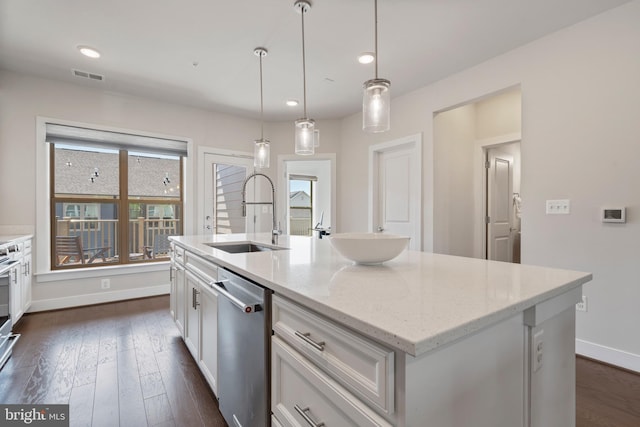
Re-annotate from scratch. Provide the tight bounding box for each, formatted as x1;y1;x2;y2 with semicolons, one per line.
170;233;591;427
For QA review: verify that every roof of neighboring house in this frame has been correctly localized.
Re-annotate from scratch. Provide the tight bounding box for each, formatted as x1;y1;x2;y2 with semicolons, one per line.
290;191;311;208
54;148;180;199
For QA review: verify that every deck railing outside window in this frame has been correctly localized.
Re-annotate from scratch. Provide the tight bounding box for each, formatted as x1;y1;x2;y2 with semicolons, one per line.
55;217;180;265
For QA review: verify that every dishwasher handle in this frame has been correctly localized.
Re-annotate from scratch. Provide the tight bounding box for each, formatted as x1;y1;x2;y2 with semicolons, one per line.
212;279;262;314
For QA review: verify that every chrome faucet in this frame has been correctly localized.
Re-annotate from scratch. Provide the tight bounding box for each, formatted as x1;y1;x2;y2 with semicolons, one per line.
241;172;281;244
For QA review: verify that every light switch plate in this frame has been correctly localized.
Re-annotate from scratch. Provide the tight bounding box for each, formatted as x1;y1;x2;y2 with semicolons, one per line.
546;199;570;214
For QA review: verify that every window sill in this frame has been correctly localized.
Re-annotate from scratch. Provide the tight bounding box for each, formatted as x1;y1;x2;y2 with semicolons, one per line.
35;261;170;283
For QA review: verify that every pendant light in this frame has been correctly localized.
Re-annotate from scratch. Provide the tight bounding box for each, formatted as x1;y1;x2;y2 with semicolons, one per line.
363;0;390;133
253;47;270;168
294;0;315;155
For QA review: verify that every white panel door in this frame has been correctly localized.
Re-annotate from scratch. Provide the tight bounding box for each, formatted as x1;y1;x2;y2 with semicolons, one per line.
371;135;422;251
202;153;253;234
487;149;513;262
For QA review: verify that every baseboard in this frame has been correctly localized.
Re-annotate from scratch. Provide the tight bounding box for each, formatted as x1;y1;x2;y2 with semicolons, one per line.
28;284;170;312
576;338;640;373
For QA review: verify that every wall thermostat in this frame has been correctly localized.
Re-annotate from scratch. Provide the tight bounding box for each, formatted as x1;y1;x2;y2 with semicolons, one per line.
602;207;626;223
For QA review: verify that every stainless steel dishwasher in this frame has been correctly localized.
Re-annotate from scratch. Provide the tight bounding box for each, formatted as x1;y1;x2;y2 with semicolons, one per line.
216;268;272;427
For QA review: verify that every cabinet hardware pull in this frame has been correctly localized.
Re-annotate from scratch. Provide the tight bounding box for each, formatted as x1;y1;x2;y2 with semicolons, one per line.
295;331;325;352
194;289;200;307
169;266;174;282
294;405;325;427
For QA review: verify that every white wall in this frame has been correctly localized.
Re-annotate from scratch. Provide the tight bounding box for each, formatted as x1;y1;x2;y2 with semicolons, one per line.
433;104;476;257
338;1;640;370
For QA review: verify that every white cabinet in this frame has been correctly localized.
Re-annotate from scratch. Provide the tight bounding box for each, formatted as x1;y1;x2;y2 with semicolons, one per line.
198;282;218;393
184;271;200;357
170;244;219;395
170;244;186;336
272;336;391;427
272;295;394;426
4;237;32;324
8;261;21;323
21;247;32;315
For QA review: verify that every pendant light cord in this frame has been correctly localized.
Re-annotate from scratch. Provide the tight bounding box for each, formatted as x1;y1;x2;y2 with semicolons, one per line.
259;52;264;140
374;0;378;79
301;7;308;118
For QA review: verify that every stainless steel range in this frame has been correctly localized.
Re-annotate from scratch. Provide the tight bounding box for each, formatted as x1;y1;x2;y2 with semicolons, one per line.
0;244;21;370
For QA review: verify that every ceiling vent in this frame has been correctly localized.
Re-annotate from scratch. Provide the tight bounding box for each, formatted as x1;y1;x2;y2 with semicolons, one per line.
72;69;104;81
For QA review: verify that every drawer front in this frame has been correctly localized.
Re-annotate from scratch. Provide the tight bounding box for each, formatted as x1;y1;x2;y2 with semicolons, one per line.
273;295;394;414
272;336;392;427
173;245;185;265
23;239;32;254
185;251;217;282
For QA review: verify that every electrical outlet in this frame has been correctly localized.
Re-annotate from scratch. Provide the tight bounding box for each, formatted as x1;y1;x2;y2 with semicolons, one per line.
532;330;544;372
101;278;110;289
576;295;587;312
546;199;570;214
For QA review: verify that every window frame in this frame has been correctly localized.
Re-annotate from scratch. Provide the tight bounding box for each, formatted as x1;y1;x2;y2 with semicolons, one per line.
50;144;184;269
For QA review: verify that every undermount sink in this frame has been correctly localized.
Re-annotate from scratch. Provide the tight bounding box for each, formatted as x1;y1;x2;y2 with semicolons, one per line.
205;241;288;254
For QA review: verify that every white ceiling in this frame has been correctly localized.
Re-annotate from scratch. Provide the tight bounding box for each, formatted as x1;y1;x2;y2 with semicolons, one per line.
0;0;630;121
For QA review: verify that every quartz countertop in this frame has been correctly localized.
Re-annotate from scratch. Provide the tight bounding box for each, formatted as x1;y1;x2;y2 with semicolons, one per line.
171;233;591;357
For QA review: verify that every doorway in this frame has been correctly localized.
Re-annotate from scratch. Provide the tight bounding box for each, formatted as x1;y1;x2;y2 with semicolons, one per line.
485;142;521;262
278;154;336;236
199;151;254;235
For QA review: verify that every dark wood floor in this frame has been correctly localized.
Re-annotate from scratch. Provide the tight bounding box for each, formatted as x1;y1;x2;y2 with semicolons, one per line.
2;296;639;426
0;295;226;427
576;356;640;427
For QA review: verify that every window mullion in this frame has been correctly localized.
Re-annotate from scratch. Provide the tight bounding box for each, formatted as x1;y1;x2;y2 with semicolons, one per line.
119;150;129;263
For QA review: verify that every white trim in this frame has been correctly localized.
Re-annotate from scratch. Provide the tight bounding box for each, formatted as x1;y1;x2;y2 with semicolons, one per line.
368;134;423;250
35;261;169;283
35;116;194;273
576;338;640;373
473;132;522;259
277;153;337;235
28;284;170;312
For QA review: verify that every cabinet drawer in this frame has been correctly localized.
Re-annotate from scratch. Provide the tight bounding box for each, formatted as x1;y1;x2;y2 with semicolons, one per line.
272;336;392;427
173;245;185;265
185;252;217;282
273;295;394;414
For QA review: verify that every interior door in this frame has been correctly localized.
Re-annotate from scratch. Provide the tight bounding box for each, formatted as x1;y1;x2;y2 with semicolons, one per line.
202;153;253;234
373;140;421;250
486;149;513;261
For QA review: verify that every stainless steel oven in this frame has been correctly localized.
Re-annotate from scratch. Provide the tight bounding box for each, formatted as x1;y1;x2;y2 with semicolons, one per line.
0;247;21;370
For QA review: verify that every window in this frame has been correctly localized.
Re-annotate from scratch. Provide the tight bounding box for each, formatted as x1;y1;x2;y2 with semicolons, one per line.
48;125;186;269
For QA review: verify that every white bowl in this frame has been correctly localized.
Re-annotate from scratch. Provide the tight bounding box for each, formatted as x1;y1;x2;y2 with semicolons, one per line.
328;233;410;265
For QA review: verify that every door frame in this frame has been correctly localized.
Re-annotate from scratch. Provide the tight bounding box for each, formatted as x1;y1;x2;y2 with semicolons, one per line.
197;146;253;235
368;134;422;250
473;133;521;259
277;153;337;235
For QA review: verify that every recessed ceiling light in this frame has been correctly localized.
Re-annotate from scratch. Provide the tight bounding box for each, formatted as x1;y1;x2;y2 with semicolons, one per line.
77;45;101;59
286;99;299;107
358;52;375;64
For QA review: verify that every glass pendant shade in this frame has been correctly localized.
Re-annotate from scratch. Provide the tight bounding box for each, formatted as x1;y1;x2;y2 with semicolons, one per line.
363;78;391;133
254;138;270;168
294;118;315;155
